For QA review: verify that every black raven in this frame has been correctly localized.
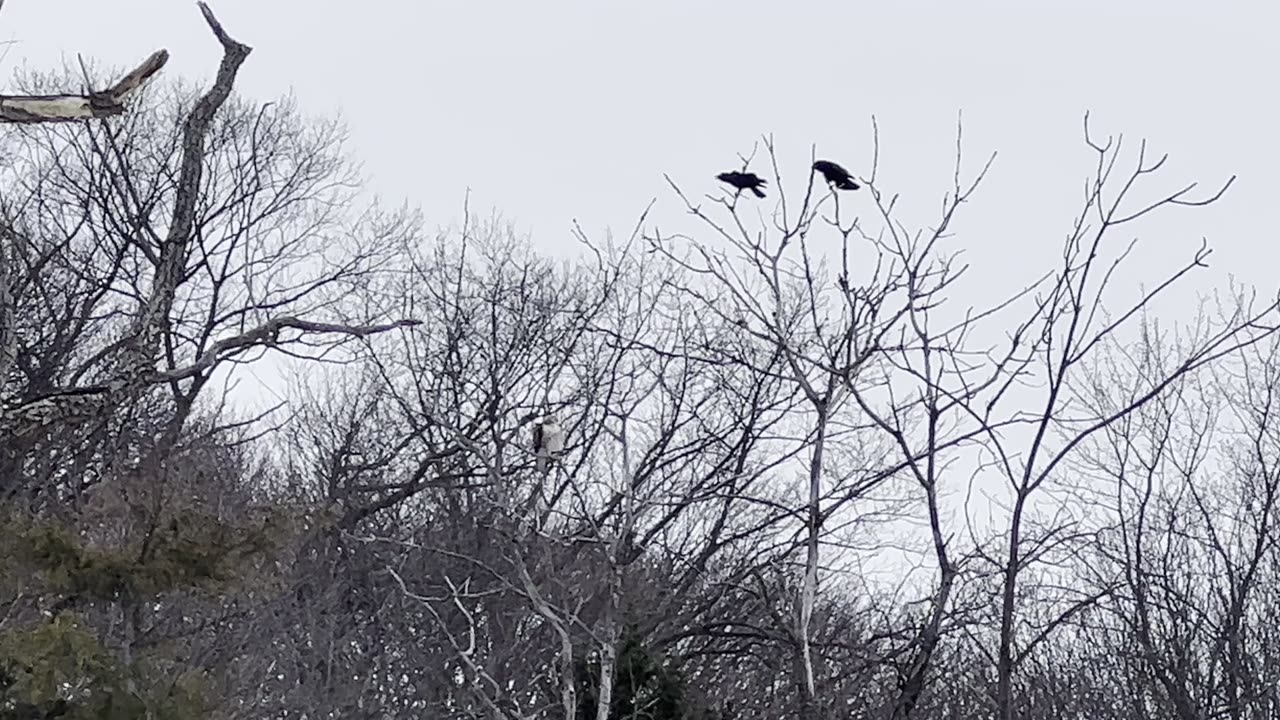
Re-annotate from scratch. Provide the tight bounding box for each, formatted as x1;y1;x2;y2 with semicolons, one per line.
813;160;860;191
717;171;768;198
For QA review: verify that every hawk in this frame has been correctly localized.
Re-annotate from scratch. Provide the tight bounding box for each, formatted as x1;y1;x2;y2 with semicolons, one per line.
533;413;565;473
717;171;768;198
813;160;861;191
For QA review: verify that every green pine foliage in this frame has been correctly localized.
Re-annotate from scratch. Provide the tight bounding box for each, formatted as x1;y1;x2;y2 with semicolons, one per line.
0;508;288;718
0;614;210;720
8;510;278;600
575;628;710;720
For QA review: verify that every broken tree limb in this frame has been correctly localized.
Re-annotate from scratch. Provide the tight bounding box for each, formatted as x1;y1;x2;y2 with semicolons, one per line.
152;317;425;383
0;49;169;123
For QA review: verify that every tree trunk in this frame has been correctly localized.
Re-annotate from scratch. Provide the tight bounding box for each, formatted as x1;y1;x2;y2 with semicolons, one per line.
995;493;1027;720
798;405;829;720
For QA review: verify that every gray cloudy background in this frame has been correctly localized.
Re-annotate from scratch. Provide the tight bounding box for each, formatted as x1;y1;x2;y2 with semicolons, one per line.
4;0;1278;396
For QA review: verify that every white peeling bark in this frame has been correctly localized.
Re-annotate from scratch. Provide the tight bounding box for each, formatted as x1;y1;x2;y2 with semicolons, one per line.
0;50;169;123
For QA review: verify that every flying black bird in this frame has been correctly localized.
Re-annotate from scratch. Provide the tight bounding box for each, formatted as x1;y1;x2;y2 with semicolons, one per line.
717;171;768;198
813;160;860;191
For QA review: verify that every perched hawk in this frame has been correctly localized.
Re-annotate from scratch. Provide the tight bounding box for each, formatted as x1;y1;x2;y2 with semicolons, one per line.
533;413;565;473
716;171;768;198
813;160;861;191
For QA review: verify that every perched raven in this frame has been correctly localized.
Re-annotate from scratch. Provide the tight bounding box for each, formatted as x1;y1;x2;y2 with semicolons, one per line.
813;160;860;191
717;171;768;198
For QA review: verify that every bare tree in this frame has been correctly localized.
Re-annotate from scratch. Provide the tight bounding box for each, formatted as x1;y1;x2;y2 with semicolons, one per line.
973;118;1278;720
0;4;417;501
0;5;422;716
651;115;1279;720
7;10;1278;715
308;204;810;718
652;136;949;719
1082;317;1280;720
0;0;169;127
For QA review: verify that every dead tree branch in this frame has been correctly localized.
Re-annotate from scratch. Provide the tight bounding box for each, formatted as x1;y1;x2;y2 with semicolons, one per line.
0;50;169;123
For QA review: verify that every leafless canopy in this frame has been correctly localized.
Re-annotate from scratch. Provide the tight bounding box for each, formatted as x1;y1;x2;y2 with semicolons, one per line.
1;6;1277;720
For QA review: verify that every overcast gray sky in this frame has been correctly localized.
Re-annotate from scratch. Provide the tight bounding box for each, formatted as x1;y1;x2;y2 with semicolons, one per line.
4;0;1278;398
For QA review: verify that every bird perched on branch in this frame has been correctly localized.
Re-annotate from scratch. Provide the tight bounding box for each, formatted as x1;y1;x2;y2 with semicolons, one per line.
717;171;768;198
813;160;861;191
533;413;565;473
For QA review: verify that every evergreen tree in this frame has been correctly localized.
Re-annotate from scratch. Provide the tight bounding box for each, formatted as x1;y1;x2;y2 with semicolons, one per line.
575;627;705;720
